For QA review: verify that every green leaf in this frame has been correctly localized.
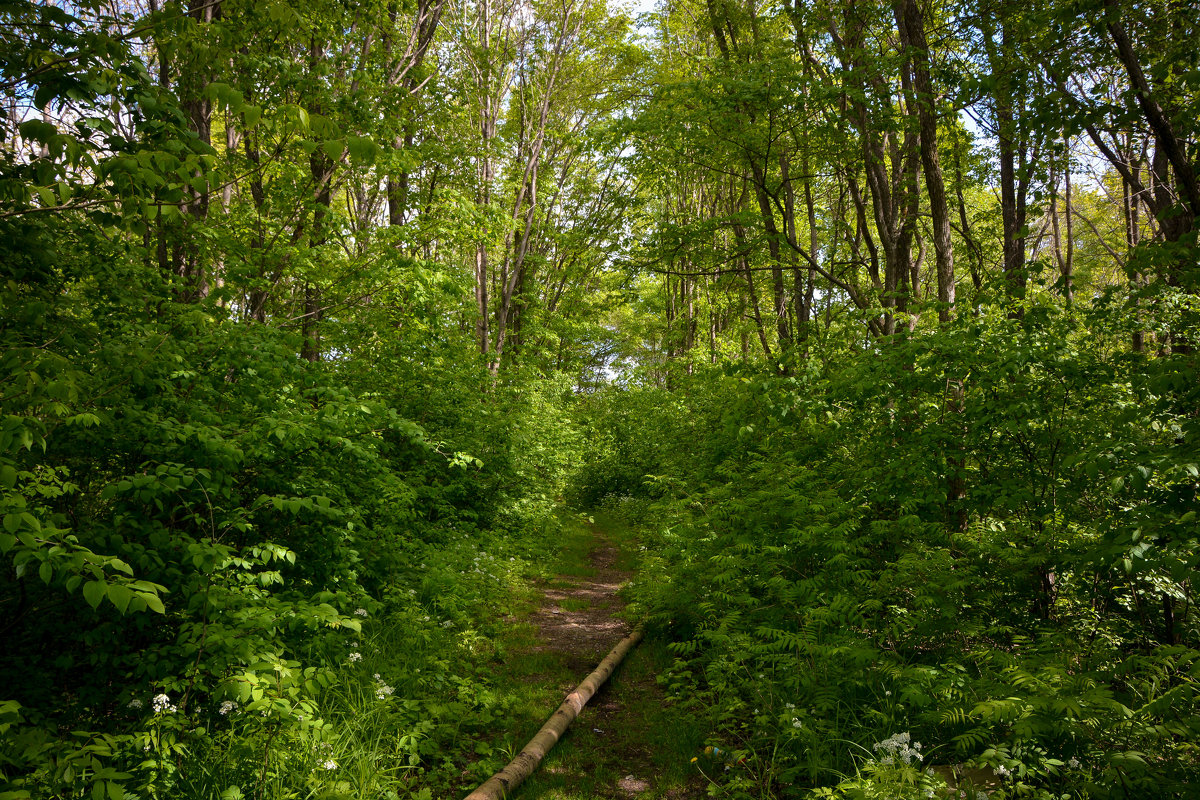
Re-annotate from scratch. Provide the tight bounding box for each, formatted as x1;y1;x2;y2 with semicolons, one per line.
107;583;132;614
0;464;16;488
141;592;166;614
321;140;344;161
346;136;379;164
82;580;106;610
39;561;52;584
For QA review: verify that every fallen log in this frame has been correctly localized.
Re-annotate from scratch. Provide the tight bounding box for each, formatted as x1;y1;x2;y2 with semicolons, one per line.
462;626;645;800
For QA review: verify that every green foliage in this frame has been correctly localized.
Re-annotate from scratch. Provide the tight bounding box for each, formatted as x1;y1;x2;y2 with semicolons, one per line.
4;0;1200;799
576;296;1199;799
0;12;590;797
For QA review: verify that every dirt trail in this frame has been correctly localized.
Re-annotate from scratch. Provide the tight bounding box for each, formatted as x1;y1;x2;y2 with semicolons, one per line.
512;525;705;800
529;538;632;670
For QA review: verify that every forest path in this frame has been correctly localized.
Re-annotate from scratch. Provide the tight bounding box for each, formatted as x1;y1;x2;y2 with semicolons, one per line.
495;517;706;800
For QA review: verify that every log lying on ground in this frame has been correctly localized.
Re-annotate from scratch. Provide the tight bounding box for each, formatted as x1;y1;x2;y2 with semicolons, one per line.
462;627;644;800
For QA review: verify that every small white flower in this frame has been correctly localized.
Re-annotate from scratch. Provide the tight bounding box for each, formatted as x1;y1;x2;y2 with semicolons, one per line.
128;699;144;710
1068;757;1081;769
976;793;988;800
348;652;362;662
995;765;1011;778
791;718;802;728
354;608;368;617
151;693;176;714
871;732;920;764
322;759;338;770
374;673;394;700
785;702;795;709
885;690;892;697
218;700;238;715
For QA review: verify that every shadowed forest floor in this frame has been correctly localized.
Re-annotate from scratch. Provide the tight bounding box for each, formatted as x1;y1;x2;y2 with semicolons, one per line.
476;519;708;800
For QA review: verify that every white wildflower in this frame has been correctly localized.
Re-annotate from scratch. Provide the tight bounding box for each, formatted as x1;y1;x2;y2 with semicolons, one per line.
1068;757;1081;769
348;652;362;662
977;793;988;800
791;718;802;728
872;732;922;764
885;690;892;697
128;699;144;710
374;673;394;700
218;700;238;715
151;693;177;714
322;759;338;770
994;765;1011;778
354;608;368;617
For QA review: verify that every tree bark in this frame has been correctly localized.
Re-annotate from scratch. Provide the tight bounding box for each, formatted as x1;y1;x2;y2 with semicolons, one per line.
463;628;643;800
897;0;954;323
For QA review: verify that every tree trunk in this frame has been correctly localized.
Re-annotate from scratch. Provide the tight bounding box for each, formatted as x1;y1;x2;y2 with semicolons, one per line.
463;629;643;800
897;0;954;323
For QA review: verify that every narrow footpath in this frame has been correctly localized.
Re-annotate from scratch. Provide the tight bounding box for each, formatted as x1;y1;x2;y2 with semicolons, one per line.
487;519;707;800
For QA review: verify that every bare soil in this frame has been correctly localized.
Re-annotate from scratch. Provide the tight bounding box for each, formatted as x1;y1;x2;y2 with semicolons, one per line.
528;539;633;671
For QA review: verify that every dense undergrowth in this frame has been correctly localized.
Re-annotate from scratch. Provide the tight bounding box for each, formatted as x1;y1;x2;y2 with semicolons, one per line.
571;297;1200;800
0;233;586;799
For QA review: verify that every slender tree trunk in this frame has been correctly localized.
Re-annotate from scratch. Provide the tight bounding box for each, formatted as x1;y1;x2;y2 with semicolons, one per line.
732;221;773;360
1063;151;1074;306
897;0;954;323
177;0;222;301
